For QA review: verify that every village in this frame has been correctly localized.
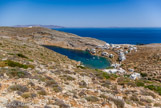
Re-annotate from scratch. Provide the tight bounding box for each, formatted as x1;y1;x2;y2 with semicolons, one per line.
88;43;141;80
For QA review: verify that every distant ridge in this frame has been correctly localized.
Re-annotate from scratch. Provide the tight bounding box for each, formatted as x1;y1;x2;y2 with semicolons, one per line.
13;24;64;28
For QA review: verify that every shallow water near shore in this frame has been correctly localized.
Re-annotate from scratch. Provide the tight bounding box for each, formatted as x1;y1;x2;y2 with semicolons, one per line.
45;46;110;69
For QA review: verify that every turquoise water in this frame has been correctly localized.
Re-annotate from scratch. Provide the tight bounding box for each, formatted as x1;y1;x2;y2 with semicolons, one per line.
44;46;110;69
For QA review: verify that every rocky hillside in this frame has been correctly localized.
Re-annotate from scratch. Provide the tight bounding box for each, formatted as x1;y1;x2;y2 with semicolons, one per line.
0;27;161;108
122;44;161;82
0;27;106;50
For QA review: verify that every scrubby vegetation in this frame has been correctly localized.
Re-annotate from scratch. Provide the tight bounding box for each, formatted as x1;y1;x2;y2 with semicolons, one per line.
145;85;161;95
37;89;47;95
7;69;31;78
2;60;34;69
9;85;29;93
85;96;99;102
17;53;28;59
108;97;125;108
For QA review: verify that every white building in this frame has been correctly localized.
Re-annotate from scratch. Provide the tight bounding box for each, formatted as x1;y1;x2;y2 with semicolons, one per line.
111;63;121;68
130;73;141;80
109;54;114;58
124;50;128;54
90;48;96;54
119;52;126;61
101;52;108;56
103;68;126;74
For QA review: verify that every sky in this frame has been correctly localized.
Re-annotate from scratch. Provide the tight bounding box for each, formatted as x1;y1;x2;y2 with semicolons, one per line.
0;0;161;27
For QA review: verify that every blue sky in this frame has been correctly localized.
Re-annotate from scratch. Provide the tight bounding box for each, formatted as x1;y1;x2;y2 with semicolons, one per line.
0;0;161;27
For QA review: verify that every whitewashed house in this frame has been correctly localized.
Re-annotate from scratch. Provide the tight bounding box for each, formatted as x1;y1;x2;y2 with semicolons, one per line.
110;44;115;48
103;68;126;74
111;63;121;68
128;69;134;72
90;48;96;54
109;54;114;58
124;50;128;54
103;69;118;74
130;73;141;80
119;52;126;61
101;52;108;56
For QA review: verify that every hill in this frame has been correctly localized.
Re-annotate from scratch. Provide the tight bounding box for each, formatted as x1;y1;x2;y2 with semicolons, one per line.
0;27;161;108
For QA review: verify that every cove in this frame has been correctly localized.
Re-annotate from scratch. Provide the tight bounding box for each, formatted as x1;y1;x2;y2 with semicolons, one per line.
44;46;110;69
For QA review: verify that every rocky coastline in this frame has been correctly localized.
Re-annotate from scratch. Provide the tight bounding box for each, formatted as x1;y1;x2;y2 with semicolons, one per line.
0;27;161;108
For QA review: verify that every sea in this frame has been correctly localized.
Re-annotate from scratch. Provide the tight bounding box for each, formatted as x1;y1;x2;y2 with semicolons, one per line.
53;28;161;44
44;45;110;69
49;28;161;69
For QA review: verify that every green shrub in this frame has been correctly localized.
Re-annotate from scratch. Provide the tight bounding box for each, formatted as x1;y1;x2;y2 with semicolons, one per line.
38;90;47;95
5;60;28;69
45;80;62;92
85;96;99;102
46;80;57;87
17;53;28;59
108;97;125;108
7;69;31;78
0;61;7;67
154;103;161;107
53;86;62;93
100;94;108;99
28;59;33;62
33;75;46;82
21;92;31;99
130;95;139;102
61;75;75;81
141;90;156;98
102;72;110;79
140;73;147;77
135;81;145;87
145;85;161;95
77;65;86;69
140;98;152;103
106;66;114;69
8;71;25;78
9;85;29;92
101;80;111;88
95;70;110;79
